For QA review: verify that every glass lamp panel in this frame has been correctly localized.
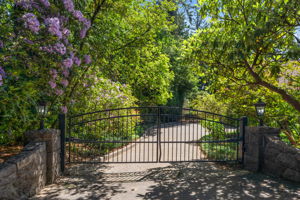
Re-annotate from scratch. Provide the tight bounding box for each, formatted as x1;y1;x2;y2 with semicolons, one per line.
37;106;45;115
256;106;265;116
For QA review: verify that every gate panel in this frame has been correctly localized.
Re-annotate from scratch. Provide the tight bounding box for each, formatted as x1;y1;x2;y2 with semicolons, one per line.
66;107;159;163
63;106;244;164
158;107;241;162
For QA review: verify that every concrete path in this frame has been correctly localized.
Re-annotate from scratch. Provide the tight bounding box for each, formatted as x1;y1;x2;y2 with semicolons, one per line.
31;123;300;200
31;162;300;200
103;123;210;163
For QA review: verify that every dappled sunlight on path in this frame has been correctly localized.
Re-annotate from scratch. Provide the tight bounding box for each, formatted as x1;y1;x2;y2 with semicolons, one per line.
31;162;300;200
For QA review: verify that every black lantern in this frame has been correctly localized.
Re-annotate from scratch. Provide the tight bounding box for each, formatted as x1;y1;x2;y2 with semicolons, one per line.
254;99;266;126
37;101;48;129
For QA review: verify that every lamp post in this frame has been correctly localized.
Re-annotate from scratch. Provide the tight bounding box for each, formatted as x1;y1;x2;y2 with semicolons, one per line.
37;101;48;130
254;99;266;126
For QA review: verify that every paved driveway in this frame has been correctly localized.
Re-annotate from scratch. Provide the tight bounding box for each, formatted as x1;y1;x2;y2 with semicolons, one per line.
103;123;209;163
31;162;300;200
31;123;300;200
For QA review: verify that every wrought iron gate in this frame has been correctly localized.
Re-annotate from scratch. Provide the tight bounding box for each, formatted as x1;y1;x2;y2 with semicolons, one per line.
59;107;247;166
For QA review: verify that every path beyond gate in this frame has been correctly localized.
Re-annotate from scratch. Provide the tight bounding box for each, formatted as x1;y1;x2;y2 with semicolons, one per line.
59;107;247;166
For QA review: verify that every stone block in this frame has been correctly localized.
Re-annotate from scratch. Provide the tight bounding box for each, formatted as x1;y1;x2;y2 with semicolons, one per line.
264;146;280;159
0;141;47;199
0;162;17;187
244;154;260;172
46;151;61;184
25;129;60;153
0;184;19;200
284;145;300;154
296;154;300;167
282;168;300;182
262;158;285;177
276;153;298;170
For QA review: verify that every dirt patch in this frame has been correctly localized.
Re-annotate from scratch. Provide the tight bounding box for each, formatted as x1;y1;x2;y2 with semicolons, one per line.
0;145;24;164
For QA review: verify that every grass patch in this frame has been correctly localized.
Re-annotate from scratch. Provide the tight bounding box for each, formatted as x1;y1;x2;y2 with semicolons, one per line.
199;135;237;161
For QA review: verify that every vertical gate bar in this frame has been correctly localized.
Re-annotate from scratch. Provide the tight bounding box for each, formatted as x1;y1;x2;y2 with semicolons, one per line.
59;114;66;173
122;110;125;162
126;109;129;162
116;109;123;162
164;107;166;162
68;116;72;163
241;116;248;164
134;109;136;162
198;111;200;160
236;119;239;161
157;107;161;162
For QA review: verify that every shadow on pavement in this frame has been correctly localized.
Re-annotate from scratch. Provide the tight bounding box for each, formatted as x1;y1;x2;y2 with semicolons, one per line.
139;162;300;200
32;162;300;200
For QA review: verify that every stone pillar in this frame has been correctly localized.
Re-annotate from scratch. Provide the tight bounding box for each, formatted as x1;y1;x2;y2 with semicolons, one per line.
243;126;280;172
25;129;61;184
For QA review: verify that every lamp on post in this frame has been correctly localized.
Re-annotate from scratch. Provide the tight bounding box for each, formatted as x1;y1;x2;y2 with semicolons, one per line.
37;101;48;130
254;99;266;126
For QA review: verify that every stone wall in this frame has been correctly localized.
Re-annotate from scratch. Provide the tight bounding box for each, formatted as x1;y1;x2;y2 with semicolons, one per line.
244;126;300;182
263;135;300;182
0;142;47;199
25;129;61;184
0;129;61;199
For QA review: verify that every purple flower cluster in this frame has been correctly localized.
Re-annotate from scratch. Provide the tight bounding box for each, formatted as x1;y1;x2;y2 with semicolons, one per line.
48;80;56;89
84;55;91;64
62;58;73;68
73;10;84;21
80;28;87;39
61;79;69;87
61;105;68;114
0;40;4;48
55;89;64;96
22;13;40;33
0;67;5;86
62;69;69;77
62;0;74;12
53;42;66;54
44;17;62;39
41;42;66;54
15;0;34;10
0;75;3;86
40;45;52;53
39;0;50;7
50;69;58;79
79;19;91;39
73;56;81;66
62;28;70;38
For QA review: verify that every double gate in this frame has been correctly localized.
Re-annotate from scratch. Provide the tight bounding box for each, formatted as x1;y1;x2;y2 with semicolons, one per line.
59;107;247;167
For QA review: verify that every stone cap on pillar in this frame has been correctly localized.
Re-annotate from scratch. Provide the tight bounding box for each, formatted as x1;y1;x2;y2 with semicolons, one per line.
246;126;280;136
25;129;60;142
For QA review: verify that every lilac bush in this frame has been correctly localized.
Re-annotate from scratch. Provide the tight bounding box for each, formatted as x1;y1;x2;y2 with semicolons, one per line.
73;56;81;66
61;79;69;87
39;0;50;7
61;105;68;114
45;17;62;39
3;0;93;115
0;66;5;86
62;58;73;68
62;0;74;13
48;80;56;89
22;13;40;33
52;42;66;55
84;55;91;64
